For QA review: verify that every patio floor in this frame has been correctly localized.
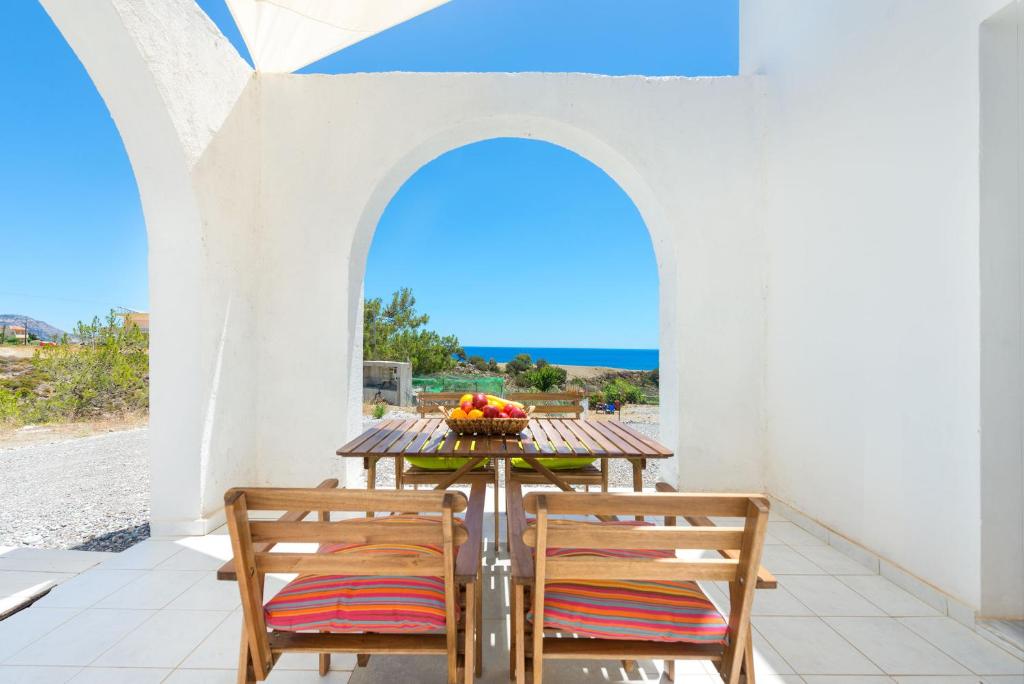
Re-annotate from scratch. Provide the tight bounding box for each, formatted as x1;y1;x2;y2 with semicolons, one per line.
0;494;1021;683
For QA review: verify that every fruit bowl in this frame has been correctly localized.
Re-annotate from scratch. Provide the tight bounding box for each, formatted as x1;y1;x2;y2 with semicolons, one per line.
440;405;534;437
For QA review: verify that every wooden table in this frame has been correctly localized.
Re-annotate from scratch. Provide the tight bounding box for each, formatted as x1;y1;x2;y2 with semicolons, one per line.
335;417;674;493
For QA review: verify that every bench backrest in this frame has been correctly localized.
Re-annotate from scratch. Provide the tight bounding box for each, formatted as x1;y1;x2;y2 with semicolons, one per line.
505;390;583;418
225;488;467;677
415;392;466;416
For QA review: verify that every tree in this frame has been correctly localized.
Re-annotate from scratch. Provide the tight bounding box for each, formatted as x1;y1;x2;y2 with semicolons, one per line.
363;287;464;375
603;378;644;405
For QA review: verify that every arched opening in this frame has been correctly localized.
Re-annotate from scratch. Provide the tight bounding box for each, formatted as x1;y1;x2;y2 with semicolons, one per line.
351;136;667;486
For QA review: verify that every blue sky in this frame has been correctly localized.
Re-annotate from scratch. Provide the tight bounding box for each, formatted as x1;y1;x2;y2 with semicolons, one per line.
1;1;737;344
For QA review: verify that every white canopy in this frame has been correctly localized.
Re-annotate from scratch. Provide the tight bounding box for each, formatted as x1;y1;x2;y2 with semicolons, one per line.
224;0;452;73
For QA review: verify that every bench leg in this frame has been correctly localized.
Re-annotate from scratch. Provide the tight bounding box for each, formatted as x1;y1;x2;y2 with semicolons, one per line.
237;631;257;684
464;581;476;684
513;584;526;684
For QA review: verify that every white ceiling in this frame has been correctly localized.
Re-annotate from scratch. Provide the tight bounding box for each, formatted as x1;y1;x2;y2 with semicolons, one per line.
224;0;452;73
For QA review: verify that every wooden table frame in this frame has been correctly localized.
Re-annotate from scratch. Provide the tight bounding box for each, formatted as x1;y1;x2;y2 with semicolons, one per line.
336;417;673;494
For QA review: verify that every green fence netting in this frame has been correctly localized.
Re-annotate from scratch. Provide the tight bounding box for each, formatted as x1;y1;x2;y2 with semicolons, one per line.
412;375;505;395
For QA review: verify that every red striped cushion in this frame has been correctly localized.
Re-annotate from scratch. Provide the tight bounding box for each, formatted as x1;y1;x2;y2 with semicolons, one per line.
528;520;728;644
264;515;462;634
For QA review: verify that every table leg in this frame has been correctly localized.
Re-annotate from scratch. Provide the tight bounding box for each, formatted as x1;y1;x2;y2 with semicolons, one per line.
630;458;644;521
366;456;377;517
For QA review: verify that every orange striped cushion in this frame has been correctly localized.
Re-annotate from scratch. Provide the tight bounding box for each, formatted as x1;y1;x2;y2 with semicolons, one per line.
264;515;462;634
528;520;728;643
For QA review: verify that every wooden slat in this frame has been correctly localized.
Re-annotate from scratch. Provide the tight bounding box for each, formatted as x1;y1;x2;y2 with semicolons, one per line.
234;488;468;513
544;557;739;581
269;632;447;655
546;419;591;455
528;405;584;414
591;421;649;455
525;421;557;455
249;520;468;546
570;420;616;455
255;552;446;576
414;422;450;454
386;418;429;453
522;525;744;550
655;481;778;589
506;391;583;401
348;420;404;455
336;421;397;455
539;419;574;454
218;478;339;581
523;492;755;517
368;419;419;453
604;421;674;456
586;421;639;456
530;639;723;661
435;429;459;455
606;419;671;456
455;481;486;579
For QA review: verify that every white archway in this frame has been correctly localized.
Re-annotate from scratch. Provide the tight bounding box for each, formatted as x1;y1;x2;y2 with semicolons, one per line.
346;120;679;480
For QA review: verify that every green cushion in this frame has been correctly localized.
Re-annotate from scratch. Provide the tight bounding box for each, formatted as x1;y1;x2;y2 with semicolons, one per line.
510;456;598;471
405;456;490;471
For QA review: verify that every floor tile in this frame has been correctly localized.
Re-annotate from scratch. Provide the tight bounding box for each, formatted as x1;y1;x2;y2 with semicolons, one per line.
0;606;81;662
95;570;206;609
4;608;156;666
755;617;882;675
97;541;184;570
983;677;1024;683
165;573;241;611
69;667;171;683
706;580;813;616
768;522;828;547
0;665;81;683
0;570;75;596
163;670;236;684
792;546;876;575
780;576;886;616
825;617;970;675
156;537;233;571
836;576;941;617
803;678;895;683
899;617;1024;675
751;624;798;674
0;548;113;574
34;570;146;609
762;545;828;575
893;678;988;683
91;609;230;668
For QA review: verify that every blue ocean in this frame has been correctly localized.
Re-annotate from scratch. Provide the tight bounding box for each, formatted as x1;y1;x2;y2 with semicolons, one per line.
461;347;658;371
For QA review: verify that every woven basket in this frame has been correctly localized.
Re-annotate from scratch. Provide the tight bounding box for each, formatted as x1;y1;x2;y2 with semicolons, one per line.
440;406;533;436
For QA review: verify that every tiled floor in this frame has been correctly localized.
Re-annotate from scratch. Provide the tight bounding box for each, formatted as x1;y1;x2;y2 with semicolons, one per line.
0;498;1021;683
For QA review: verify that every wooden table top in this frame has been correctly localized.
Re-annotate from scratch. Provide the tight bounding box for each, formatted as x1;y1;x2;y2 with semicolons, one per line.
336;417;673;460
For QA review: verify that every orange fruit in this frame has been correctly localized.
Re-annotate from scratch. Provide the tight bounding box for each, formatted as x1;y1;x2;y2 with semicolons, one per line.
449;408;468;419
467;409;484;419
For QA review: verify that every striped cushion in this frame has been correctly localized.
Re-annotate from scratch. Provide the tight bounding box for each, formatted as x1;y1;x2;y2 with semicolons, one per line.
528;520;728;644
264;515;462;634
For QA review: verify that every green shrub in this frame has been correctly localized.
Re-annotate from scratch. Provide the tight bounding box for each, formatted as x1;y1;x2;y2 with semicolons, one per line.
372;402;387;419
467;355;488;371
602;378;645;405
487;358;499;372
505;353;533;374
520;365;567;392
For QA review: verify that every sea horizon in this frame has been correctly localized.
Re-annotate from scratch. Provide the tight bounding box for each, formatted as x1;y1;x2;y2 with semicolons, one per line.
461;346;658;371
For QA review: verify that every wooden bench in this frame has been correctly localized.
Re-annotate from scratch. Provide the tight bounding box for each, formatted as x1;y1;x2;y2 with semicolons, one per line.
415;392;466;417
505;391;584;419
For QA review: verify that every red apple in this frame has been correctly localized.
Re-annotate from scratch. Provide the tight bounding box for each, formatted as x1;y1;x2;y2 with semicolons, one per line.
472;393;488;409
499;408;511;418
460;400;474;414
482;405;500;419
506;406;526;419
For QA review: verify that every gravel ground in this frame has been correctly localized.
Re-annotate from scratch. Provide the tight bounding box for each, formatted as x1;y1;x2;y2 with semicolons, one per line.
0;429;150;552
362;412;662;489
0;414;661;553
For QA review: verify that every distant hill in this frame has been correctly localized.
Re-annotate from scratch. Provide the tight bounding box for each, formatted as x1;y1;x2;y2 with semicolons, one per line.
0;315;66;341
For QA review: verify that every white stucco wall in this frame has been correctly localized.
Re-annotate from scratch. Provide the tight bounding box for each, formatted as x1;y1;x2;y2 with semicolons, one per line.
253;72;766;496
742;0;1014;609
